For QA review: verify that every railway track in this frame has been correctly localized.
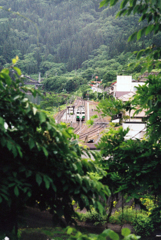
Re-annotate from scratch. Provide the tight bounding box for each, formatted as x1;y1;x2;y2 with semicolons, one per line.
55;98;108;143
74;122;80;133
79;124;105;140
56;109;66;123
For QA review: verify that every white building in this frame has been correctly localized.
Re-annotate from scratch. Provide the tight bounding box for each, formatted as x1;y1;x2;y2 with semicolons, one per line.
111;75;146;140
115;75;145;98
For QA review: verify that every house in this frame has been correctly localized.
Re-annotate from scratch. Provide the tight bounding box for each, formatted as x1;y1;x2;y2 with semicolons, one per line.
110;75;146;140
115;75;145;98
104;81;117;95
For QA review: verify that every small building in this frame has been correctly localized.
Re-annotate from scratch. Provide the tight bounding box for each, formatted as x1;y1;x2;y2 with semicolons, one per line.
110;76;147;140
115;75;145;98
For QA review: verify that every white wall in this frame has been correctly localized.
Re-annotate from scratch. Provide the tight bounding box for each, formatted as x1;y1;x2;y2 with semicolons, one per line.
117;76;132;91
131;82;145;92
123;122;146;140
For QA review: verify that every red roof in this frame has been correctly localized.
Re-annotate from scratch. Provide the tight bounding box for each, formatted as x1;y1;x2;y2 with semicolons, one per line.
111;81;117;86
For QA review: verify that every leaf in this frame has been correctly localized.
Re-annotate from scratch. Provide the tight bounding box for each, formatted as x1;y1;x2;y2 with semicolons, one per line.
0;117;4;126
33;107;37;115
99;0;110;8
1;193;9;201
130;0;137;7
97;201;104;215
136;50;143;59
110;0;119;7
101;229;115;237
141;66;147;74
75;174;82;185
116;9;127;17
128;32;137;42
27;191;32;197
13;67;21;76
36;174;42;186
14;186;19;197
42;146;48;157
43;175;50;189
28;138;35;149
148;64;153;73
1;68;9;75
17;145;23;158
137;29;142;41
120;0;129;9
66;227;74;235
51;183;57;192
7;140;12;151
145;24;154;35
12;57;19;64
121;228;131;237
26;170;32;177
0;73;12;85
39;111;46;123
72;163;77;171
108;230;119;240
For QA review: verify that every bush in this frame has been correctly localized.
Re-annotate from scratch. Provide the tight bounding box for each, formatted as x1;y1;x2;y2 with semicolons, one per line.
109;207;136;225
76;209;107;225
133;215;154;236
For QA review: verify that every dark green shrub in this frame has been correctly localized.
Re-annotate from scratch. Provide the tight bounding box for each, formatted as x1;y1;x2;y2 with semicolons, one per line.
76;210;107;225
133;215;154;236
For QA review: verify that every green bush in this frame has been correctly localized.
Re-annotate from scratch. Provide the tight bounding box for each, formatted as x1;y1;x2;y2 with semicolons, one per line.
109;207;136;225
76;209;107;225
133;215;154;236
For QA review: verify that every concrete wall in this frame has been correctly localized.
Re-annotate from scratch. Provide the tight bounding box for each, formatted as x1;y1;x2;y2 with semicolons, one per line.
131;82;145;92
123;122;146;140
117;76;132;91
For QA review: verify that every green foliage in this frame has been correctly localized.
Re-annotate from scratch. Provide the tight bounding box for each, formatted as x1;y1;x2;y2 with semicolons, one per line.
148;206;161;232
76;209;107;225
40;92;68;110
98;124;161;199
109;208;136;225
133;74;161;143
66;227;140;240
133;215;154;237
102;71;116;84
100;0;161;73
18;227;68;240
0;0;157;81
86;115;98;126
0;64;110;236
18;226;140;240
97;97;126;123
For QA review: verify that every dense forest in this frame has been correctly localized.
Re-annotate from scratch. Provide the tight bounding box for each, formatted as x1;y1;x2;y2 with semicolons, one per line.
1;0;161;93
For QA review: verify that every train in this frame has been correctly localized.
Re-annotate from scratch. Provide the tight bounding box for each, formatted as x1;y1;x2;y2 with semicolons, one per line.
68;106;74;115
76;106;85;121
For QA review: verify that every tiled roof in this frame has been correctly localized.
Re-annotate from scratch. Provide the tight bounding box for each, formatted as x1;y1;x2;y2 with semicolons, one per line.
115;91;131;98
118;92;135;101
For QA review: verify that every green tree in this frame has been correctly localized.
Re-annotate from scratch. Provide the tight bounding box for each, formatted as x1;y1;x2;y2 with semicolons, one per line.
102;71;116;84
100;0;161;73
97;0;161;235
0;61;109;237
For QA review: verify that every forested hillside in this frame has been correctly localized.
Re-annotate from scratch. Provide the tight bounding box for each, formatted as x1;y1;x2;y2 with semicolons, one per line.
1;0;161;92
